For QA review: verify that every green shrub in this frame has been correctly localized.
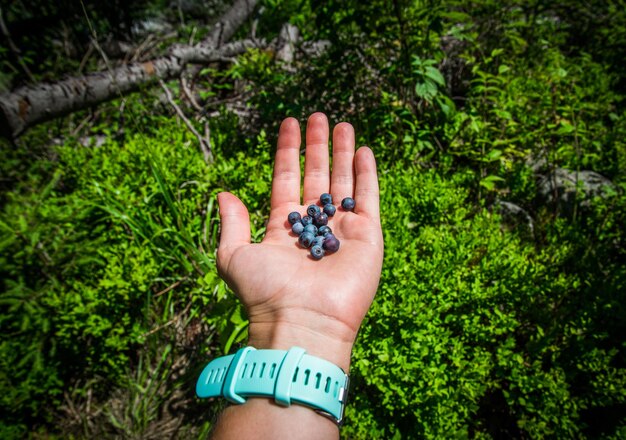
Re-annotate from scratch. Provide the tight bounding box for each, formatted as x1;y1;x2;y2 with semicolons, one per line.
344;167;626;438
0;113;276;434
2;0;626;436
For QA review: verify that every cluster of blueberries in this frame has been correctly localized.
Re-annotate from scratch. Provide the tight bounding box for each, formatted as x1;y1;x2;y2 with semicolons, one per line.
287;193;355;260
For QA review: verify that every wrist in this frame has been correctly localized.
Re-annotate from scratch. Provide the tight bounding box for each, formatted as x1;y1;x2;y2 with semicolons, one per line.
247;319;354;372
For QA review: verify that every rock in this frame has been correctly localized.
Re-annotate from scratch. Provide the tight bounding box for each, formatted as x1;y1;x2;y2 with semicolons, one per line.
496;200;534;237
439;34;471;98
537;168;615;215
526;152;548;174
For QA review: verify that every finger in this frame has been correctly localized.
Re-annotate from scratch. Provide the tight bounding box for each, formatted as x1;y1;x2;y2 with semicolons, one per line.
303;112;330;203
354;147;380;221
271;117;301;208
330;122;355;201
217;192;251;267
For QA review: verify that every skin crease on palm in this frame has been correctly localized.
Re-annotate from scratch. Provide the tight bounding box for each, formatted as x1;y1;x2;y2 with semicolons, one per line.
215;112;384;371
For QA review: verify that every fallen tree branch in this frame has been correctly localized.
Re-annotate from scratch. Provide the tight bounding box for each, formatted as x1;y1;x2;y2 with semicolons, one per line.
0;0;258;139
205;0;258;47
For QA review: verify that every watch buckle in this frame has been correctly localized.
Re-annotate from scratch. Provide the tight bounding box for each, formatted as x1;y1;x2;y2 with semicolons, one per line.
316;373;350;426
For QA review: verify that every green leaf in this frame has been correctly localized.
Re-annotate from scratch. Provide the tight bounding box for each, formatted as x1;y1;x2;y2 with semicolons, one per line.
479;175;505;191
411;55;424;68
556;121;575;135
486;149;503;161
424;66;446;87
415;80;438;100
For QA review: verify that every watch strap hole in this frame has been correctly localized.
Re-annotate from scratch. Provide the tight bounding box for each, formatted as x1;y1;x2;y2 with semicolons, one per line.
260;362;266;378
315;372;322;389
250;362;257;378
269;363;277;379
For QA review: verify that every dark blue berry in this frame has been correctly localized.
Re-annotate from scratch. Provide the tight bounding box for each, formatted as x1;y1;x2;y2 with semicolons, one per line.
323;203;336;216
291;222;304;235
286;196;343;257
318;225;332;236
288;211;302;225
320;193;333;205
312;236;324;248
341;197;355;211
303;224;318;236
307;205;321;217
314;212;328;227
322;234;340;252
299;232;315;248
310;245;325;260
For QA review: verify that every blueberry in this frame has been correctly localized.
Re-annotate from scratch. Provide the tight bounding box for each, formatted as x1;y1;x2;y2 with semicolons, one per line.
320;193;333;206
312;236;324;248
301;215;313;226
299;232;315;248
291;222;304;235
307;205;321;217
310;245;325;260
314;212;328;227
288;211;302;225
322;234;340;252
318;225;332;237
303;224;318;236
341;197;355;211
323;203;336;216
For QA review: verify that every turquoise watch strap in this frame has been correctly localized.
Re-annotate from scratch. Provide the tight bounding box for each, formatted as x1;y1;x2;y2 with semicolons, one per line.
196;347;350;424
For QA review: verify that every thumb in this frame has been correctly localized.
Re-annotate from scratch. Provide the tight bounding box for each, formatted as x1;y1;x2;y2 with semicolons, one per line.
216;192;251;269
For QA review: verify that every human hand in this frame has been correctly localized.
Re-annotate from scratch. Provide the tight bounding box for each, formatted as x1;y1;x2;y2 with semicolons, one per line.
216;113;384;371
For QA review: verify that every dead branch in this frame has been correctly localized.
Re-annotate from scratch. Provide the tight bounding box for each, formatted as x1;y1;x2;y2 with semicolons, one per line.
0;0;259;139
179;76;202;111
159;79;213;163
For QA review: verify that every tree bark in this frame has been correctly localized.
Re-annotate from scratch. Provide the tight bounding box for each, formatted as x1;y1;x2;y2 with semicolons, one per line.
0;0;258;139
206;0;258;47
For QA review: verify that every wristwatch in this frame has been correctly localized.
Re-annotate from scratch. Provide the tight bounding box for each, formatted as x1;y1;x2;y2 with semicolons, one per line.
195;346;350;425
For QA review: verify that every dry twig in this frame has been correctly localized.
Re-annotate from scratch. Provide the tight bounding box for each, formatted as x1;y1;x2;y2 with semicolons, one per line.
159;79;213;162
180;76;202;111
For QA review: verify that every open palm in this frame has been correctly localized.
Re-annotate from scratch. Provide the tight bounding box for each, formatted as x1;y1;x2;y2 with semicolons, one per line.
215;113;383;368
